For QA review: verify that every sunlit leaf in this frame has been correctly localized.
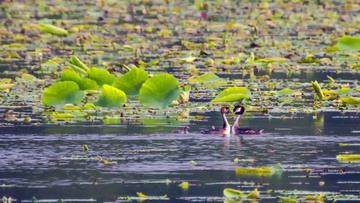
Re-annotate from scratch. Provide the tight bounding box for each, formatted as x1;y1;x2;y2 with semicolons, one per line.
336;36;360;52
223;188;246;198
139;74;182;109
39;24;68;35
336;154;360;162
275;88;294;96
69;56;89;71
137;193;148;198
180;56;197;63
178;182;189;190
336;87;353;94
311;80;324;99
94;84;126;108
211;87;251;102
340;97;360;105
42;81;84;105
255;57;289;63
86;67;116;86
195;72;220;82
61;70;98;90
247;188;260;199
113;67;148;96
22;73;37;81
235;163;283;176
0;83;16;89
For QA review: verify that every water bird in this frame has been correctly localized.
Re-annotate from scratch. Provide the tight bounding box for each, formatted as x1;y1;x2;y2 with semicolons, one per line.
232;105;263;135
172;126;190;134
201;106;231;135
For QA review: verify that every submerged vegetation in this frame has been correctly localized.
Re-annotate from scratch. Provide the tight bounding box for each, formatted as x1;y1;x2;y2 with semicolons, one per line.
1;0;360;202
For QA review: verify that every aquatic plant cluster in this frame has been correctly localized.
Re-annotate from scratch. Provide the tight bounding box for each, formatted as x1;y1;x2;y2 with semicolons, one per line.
0;0;359;123
1;0;360;202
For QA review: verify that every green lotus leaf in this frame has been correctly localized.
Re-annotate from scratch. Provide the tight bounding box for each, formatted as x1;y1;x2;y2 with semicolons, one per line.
340;97;360;105
66;62;87;75
311;80;324;99
69;55;89;71
39;24;68;35
86;67;116;86
336;87;352;94
255;57;289;63
275;88;294;96
223;188;246;198
211;87;251;102
61;70;98;90
112;67;148;96
42;81;84;105
336;36;360;52
139;74;182;109
196;72;220;82
94;84;127;108
22;73;37;81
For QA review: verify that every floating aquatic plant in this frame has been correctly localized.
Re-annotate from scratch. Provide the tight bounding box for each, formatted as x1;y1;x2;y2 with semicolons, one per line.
38;24;68;35
61;70;98;90
235;163;283;176
336;36;360;52
112;67;148;96
42;81;84;105
211;87;251;102
86;68;116;86
94;84;126;108
139;74;182;109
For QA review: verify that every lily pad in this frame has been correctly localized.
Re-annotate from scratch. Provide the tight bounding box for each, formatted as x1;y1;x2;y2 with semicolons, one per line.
276;88;294;96
22;73;37;81
39;24;68;35
42;81;84;105
113;67;148;96
61;70;98;90
336;36;360;52
86;67;116;86
223;188;246;198
195;72;220;82
94;84;127;108
139;74;182;109
211;87;251;102
337;154;360;162
340;97;360;105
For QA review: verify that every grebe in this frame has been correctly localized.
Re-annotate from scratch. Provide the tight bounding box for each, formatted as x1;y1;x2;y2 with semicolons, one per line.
201;106;231;135
172;126;190;134
232;105;263;135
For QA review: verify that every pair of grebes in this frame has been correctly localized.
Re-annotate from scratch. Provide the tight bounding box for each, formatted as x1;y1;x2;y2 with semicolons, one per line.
172;105;263;135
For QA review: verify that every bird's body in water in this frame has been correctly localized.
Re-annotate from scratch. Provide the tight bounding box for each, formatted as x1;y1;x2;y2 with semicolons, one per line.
172;126;190;134
201;106;231;135
232;105;263;135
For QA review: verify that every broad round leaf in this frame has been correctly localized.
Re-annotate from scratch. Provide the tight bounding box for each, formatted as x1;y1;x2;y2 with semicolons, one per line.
113;67;148;96
22;73;37;81
94;84;126;108
61;70;98;90
211;87;251;102
86;67;116;86
196;72;220;82
139;74;182;109
42;81;84;105
275;88;294;96
336;36;360;52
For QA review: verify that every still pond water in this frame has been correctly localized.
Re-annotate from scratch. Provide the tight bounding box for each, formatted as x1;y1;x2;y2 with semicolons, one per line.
1;112;360;202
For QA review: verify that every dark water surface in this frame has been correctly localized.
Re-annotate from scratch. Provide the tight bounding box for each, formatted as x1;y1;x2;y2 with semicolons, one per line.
1;112;360;202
